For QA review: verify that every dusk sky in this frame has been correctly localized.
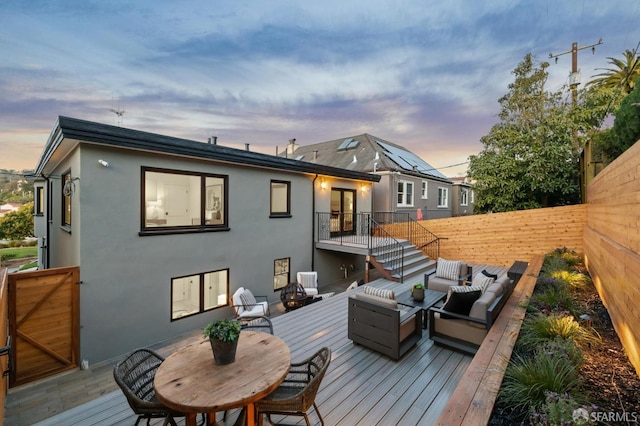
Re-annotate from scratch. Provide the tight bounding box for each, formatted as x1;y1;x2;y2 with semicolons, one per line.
2;1;639;176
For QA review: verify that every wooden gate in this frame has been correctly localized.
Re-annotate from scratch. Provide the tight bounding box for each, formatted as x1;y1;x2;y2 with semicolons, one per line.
8;266;80;387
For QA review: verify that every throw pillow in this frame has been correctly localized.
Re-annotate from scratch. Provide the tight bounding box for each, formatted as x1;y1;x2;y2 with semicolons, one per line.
474;276;495;293
481;269;499;280
364;286;395;300
239;289;257;309
441;289;481;319
436;258;462;281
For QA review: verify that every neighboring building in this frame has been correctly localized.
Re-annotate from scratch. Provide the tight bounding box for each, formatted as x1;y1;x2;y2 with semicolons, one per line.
281;134;453;219
0;203;20;218
449;177;475;217
32;116;379;363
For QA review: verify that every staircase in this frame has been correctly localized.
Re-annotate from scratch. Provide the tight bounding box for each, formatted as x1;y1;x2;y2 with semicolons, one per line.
369;240;436;283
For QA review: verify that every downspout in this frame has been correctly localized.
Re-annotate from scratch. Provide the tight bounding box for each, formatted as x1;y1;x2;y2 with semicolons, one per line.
312;174;318;271
43;174;50;269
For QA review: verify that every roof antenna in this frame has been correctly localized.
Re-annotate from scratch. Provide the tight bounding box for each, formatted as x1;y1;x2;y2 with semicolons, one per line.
110;96;125;126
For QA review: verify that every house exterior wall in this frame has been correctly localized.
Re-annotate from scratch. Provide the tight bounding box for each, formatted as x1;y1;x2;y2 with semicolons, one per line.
451;184;474;216
373;172;452;219
42;143;359;363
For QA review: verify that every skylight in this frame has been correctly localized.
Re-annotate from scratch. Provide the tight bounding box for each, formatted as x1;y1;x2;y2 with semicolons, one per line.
338;138;360;151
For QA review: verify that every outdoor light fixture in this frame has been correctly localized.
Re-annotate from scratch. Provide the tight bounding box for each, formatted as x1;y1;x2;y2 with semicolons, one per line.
320;179;327;190
98;159;110;168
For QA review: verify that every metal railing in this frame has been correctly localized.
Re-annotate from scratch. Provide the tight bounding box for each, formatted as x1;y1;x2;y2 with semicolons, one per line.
372;212;440;260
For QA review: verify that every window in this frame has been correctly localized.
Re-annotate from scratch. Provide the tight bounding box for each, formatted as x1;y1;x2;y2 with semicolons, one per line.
142;167;227;232
421;181;428;199
438;187;449;208
471;190;475;203
35;187;44;215
270;180;290;217
171;269;229;320
273;257;290;291
62;170;72;227
460;188;468;206
397;181;414;207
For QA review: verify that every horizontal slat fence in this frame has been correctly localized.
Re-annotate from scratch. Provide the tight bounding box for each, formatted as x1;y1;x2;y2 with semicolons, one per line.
0;266;8;422
413;204;586;267
585;138;640;376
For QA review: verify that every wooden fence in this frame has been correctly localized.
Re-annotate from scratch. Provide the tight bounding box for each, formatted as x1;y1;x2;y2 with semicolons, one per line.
584;140;640;376
417;204;586;267
0;266;8;421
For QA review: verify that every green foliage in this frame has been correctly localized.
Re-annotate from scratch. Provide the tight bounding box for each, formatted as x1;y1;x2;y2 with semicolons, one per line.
0;202;35;240
518;313;600;352
500;350;584;413
0;246;38;262
550;270;590;292
587;49;640;94
468;54;584;212
529;286;578;316
202;319;241;343
529;392;594;425
602;76;640;160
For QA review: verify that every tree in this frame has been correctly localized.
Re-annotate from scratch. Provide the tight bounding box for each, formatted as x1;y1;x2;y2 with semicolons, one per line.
468;54;583;212
596;76;640;159
587;49;640;94
0;202;34;240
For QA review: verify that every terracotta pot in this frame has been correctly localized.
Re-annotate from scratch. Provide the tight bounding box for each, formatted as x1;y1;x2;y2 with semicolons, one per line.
209;338;239;365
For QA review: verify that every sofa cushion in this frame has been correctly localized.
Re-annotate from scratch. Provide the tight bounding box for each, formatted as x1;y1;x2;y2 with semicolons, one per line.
446;285;483;302
428;276;459;293
399;315;416;341
433;313;488;346
232;287;246;315
485;282;505;296
474;275;495;293
239;289;257;309
364;286;395;300
354;292;398;309
436;258;462;281
441;289;481;318
468;290;498;320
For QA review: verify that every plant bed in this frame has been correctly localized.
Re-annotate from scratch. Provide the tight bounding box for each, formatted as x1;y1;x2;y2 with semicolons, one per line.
490;248;640;425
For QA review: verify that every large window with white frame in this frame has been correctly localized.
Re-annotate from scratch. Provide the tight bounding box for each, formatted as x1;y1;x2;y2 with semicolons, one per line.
438;187;449;208
397;180;414;207
460;188;469;206
142;167;227;232
171;268;229;320
270;180;291;217
421;181;428;199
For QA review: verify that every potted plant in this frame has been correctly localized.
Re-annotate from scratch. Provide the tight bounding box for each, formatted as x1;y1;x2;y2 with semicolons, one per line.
203;319;242;365
412;283;425;302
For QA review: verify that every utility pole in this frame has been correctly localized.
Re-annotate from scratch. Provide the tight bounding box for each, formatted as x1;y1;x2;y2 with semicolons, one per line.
549;39;603;105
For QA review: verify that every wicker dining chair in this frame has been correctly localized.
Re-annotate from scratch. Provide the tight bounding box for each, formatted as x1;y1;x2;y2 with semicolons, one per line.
113;348;187;426
256;347;332;426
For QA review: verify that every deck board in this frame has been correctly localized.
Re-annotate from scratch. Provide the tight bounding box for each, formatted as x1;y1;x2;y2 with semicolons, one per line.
29;266;509;426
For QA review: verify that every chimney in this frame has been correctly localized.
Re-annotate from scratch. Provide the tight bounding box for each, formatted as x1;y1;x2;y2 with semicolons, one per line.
312;150;318;161
286;138;298;156
208;136;218;145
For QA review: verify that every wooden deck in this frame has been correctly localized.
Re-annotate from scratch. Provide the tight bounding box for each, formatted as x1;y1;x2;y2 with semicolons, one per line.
9;265;510;426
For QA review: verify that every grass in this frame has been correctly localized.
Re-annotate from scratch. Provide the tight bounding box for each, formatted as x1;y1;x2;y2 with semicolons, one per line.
518;313;601;352
1;246;38;262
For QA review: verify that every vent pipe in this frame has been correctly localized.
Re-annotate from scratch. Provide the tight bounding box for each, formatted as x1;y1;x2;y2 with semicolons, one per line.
313;150;318;161
208;136;218;145
245;143;250;151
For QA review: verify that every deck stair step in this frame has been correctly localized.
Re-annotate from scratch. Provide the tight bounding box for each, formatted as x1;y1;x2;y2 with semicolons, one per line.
370;240;435;282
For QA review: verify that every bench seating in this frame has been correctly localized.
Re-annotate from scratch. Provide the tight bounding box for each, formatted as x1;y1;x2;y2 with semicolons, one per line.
347;292;423;360
427;261;528;354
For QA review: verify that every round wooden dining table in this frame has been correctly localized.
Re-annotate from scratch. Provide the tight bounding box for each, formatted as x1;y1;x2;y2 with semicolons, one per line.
154;331;291;426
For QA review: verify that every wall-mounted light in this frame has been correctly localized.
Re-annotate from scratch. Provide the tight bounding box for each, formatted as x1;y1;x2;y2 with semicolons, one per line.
361;184;368;192
98;159;110;168
320;179;327;190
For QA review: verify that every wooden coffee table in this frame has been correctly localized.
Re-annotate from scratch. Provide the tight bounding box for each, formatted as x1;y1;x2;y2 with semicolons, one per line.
396;289;447;329
154;331;290;426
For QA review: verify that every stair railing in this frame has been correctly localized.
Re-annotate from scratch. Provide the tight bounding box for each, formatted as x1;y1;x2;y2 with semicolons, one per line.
369;216;405;281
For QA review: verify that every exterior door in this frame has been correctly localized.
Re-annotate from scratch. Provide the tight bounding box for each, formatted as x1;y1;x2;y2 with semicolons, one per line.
330;188;356;237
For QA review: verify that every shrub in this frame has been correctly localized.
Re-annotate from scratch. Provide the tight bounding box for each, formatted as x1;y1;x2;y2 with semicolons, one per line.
500;351;584;413
530;286;578;316
518;313;600;352
8;240;21;248
551;270;590;292
529;392;595;425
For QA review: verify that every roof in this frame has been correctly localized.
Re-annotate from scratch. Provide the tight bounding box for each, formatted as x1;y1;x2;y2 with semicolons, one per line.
34;117;380;183
283;133;451;183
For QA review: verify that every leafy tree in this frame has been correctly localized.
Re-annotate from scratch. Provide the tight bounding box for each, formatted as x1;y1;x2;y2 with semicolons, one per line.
596;76;640;159
0;202;34;240
469;54;582;212
587;49;640;94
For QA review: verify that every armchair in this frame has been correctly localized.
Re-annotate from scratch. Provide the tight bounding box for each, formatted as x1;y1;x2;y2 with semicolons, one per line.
296;271;319;297
424;258;472;293
231;287;270;318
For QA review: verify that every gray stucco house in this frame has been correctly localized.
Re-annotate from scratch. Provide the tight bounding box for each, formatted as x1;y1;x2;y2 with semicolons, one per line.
32;117;379;363
450;177;475;217
281;134;453;220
